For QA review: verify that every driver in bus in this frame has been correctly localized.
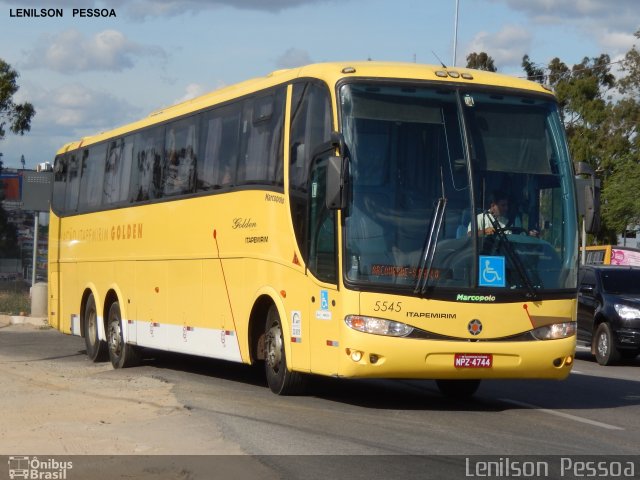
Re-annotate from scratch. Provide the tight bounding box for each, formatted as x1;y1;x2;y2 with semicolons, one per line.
468;190;539;237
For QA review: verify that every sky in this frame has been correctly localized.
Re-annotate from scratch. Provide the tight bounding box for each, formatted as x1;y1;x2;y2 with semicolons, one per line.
0;0;639;169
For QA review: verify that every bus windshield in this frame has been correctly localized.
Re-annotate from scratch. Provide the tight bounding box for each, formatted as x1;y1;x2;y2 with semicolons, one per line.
340;82;578;296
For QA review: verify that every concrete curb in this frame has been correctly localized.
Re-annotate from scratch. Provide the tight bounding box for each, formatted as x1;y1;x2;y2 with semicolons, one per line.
0;314;48;328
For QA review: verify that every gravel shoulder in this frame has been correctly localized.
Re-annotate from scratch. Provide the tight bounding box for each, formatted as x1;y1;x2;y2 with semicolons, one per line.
0;318;241;455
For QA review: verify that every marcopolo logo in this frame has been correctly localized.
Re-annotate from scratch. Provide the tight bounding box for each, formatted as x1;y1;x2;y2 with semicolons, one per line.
456;294;496;303
8;456;73;479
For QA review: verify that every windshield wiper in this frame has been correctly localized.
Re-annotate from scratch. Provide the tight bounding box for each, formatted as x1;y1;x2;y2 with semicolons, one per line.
485;214;539;299
414;196;447;296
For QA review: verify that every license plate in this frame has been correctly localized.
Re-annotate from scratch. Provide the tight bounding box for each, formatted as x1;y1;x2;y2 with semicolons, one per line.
454;353;493;368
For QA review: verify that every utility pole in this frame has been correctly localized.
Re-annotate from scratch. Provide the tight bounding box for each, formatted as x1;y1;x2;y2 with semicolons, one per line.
452;0;460;66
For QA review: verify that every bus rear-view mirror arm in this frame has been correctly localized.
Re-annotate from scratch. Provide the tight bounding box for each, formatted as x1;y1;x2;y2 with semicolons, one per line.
326;155;348;210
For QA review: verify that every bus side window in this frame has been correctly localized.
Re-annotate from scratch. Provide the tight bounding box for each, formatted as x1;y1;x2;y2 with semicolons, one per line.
78;143;107;211
309;155;337;283
52;154;67;213
198;102;242;190
65;152;81;213
288;81;333;277
238;86;285;186
132;126;165;202
103;136;135;206
163;117;198;197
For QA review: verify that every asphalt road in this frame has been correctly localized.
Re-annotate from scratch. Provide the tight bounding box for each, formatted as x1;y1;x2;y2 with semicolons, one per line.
1;322;639;479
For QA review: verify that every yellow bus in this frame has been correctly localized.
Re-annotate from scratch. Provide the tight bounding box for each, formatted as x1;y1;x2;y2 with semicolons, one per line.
584;245;640;266
49;62;580;398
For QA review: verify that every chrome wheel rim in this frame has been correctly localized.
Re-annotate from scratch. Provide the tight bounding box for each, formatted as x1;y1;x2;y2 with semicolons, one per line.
597;331;609;359
87;311;97;347
109;320;122;358
265;323;282;373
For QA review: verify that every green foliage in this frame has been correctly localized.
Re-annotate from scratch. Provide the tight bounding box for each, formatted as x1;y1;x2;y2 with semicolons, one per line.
0;205;18;257
0;58;35;139
0;58;35;259
0;284;30;315
465;52;497;72
521;54;544;83
602;160;640;236
513;34;640;241
618;30;640;96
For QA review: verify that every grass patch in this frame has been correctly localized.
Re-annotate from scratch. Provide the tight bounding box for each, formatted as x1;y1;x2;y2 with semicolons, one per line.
0;282;31;315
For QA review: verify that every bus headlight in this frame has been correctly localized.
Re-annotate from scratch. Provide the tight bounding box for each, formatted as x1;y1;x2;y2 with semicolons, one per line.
345;315;414;337
531;322;576;340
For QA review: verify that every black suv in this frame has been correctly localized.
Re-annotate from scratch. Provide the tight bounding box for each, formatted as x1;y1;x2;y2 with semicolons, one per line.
577;265;640;365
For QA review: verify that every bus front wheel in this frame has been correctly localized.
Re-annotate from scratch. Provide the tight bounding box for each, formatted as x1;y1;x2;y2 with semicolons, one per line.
436;379;481;398
107;301;140;369
83;294;107;362
264;306;306;395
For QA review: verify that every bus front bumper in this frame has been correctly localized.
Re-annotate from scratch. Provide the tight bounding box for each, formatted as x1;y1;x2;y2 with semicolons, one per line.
336;330;576;380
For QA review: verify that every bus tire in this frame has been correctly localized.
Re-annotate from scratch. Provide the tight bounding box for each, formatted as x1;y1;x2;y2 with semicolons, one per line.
84;294;107;362
264;305;306;395
436;379;481;398
107;301;140;369
594;322;620;366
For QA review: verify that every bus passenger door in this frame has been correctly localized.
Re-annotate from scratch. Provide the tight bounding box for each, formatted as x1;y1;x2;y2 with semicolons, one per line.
287;80;337;375
307;155;340;376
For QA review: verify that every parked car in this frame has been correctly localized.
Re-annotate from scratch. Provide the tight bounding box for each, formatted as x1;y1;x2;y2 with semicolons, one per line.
577;265;640;365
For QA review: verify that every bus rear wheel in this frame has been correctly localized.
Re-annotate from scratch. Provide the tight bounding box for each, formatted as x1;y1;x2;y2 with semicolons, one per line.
83;294;107;362
264;306;306;395
436;379;481;398
107;301;140;369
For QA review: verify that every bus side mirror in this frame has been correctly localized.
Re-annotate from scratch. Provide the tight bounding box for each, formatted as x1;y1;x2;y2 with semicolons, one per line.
326;156;346;210
574;162;600;234
584;179;601;234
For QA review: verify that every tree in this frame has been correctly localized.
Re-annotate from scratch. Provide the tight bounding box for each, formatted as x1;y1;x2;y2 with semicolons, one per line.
602;159;640;239
521;49;640;242
0;59;35;141
530;54;617;173
0;59;35;259
521;54;544;83
465;52;497;72
617;29;640;97
599;31;640;240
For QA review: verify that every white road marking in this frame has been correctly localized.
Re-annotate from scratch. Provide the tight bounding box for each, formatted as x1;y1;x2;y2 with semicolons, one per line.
500;398;624;431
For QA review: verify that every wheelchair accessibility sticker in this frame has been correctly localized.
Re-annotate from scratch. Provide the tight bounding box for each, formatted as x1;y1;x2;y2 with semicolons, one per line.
479;256;505;287
315;289;332;320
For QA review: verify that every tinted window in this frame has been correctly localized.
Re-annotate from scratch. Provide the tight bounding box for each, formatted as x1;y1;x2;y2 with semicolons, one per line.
198;103;242;190
78;144;107;210
103;136;135;205
600;270;640;294
163;117;198;196
238;87;285;185
132;126;164;201
288;82;332;264
52;154;67;212
65;152;81;212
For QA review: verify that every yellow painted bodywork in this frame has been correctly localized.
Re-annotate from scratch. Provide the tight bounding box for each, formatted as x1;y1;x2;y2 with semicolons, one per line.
48;62;574;381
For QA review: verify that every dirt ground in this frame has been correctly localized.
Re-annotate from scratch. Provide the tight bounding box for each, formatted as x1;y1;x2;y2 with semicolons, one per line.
0;317;279;479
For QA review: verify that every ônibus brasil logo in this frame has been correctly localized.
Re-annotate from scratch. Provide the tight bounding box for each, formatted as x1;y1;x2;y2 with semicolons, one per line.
8;456;73;479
